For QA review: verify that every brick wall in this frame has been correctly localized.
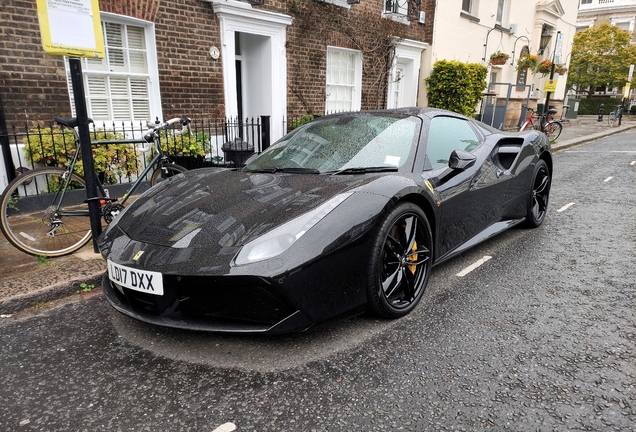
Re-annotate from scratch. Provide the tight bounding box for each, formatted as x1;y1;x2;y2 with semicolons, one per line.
0;1;69;124
0;0;435;124
153;0;225;119
283;0;434;117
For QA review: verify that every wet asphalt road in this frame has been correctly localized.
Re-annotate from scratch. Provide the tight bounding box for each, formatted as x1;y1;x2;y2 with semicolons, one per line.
1;131;635;431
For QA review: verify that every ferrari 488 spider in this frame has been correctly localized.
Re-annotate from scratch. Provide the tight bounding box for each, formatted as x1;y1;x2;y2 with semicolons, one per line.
98;108;552;333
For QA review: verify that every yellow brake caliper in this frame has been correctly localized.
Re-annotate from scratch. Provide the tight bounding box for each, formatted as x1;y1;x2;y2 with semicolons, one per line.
408;241;417;274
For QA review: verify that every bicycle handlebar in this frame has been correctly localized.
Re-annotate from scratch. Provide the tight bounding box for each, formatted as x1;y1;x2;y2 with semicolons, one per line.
142;117;191;143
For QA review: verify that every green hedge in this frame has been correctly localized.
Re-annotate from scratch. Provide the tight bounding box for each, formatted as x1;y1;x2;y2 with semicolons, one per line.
577;97;623;115
425;60;488;117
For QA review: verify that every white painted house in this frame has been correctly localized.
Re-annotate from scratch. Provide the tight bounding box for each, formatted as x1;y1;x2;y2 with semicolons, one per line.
419;0;579;129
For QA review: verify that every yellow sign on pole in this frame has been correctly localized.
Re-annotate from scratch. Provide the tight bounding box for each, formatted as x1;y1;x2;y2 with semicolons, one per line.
544;79;557;93
624;83;631;99
36;0;104;58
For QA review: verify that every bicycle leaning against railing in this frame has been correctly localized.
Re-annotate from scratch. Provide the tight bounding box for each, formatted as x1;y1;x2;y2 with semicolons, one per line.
519;107;563;141
0;116;191;257
607;105;623;127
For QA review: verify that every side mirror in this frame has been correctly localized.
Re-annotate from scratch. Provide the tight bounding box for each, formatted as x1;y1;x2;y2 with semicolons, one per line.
448;150;476;171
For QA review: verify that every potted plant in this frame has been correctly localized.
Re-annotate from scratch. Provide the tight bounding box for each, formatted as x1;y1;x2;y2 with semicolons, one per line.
159;130;209;169
556;64;568;75
536;60;553;75
516;54;538;71
489;51;510;66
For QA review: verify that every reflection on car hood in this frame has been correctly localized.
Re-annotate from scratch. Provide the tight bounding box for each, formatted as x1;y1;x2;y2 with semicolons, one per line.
115;169;372;250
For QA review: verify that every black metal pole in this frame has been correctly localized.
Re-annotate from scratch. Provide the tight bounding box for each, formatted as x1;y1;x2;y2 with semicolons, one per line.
619;97;624;126
0;94;16;183
542;31;561;129
260;115;270;152
68;58;102;253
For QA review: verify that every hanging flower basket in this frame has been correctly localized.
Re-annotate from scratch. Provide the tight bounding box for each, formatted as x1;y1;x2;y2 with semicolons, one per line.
517;54;538;71
489;51;509;66
556;64;568;75
536;60;553;75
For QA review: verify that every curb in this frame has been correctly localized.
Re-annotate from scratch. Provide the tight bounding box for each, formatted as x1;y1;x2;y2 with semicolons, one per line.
552;123;636;152
0;271;104;314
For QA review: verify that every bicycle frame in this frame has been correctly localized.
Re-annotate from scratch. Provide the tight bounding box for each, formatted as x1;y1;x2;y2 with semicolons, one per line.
52;132;165;219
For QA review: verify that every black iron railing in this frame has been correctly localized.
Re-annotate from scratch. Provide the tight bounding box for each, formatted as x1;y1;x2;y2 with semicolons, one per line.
0;117;268;185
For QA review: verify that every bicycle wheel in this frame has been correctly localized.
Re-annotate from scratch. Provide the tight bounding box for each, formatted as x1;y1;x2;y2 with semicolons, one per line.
0;167;92;257
150;163;187;186
608;113;617;127
544;121;562;141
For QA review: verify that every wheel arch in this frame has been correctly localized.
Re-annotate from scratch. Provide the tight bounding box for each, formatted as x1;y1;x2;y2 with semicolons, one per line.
540;150;553;175
388;193;437;258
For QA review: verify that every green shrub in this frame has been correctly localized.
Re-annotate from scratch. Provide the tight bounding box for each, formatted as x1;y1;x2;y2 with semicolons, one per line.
24;128;139;184
159;130;208;157
289;114;314;130
425;60;488;117
577;97;621;115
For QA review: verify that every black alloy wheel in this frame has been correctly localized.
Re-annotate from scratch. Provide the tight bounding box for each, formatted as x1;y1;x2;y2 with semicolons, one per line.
525;159;551;228
367;202;432;318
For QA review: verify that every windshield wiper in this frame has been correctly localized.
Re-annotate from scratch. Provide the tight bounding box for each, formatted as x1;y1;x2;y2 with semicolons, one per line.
243;167;320;174
327;166;399;175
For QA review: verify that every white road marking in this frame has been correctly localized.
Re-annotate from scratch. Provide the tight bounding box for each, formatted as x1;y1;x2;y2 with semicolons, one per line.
604;176;613;182
557;202;575;213
456;256;492;277
212;423;237;432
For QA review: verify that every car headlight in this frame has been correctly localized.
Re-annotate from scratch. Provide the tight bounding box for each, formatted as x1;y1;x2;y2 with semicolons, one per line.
234;192;353;265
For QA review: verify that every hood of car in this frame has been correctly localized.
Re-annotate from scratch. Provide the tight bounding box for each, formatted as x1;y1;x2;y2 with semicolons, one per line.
109;168;374;250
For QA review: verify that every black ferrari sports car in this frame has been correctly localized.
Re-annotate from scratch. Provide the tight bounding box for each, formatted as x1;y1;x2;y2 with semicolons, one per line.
98;107;552;333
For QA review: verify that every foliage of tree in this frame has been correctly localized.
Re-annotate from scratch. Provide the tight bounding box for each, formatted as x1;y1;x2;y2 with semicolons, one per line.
567;23;636;96
425;60;488;117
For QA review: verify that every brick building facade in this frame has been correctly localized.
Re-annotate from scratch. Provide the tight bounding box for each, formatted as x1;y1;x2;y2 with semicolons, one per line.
0;0;434;130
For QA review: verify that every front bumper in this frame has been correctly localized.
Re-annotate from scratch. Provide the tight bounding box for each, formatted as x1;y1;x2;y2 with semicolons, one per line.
101;273;314;333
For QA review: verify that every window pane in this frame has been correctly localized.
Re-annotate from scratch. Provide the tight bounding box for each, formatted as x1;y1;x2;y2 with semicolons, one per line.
462;0;472;13
426;117;480;169
496;0;504;23
69;21;155;122
326;48;360;113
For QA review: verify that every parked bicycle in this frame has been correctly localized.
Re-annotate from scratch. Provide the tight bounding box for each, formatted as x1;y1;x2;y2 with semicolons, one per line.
608;105;623;127
519;107;563;141
0;117;191;257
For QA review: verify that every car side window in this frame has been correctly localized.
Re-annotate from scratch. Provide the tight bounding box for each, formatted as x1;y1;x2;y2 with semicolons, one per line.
426;117;480;169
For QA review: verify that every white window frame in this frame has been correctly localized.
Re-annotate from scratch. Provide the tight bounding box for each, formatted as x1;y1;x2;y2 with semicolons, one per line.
65;13;162;123
611;16;635;33
326;47;362;113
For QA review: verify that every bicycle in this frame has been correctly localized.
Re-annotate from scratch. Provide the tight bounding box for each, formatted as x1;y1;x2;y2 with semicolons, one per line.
608;105;623;127
519;107;563;141
0;117;191;257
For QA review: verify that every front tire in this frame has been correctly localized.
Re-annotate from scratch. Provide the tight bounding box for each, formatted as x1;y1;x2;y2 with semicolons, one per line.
525;159;551;228
0;168;92;256
367;202;433;318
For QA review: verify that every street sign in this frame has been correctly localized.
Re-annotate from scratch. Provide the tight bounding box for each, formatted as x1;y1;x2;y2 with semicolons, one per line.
544;79;557;93
36;0;104;59
625;83;631;99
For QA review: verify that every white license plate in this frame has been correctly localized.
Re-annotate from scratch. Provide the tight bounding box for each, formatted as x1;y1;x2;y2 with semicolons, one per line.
107;260;164;296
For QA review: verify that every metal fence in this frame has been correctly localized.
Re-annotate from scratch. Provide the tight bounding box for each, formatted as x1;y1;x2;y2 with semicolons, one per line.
0;117;268;187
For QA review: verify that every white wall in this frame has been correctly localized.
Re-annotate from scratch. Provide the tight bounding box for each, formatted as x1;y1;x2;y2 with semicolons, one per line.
423;0;579;105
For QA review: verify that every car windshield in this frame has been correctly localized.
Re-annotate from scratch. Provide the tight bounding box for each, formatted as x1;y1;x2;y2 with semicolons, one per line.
244;113;420;174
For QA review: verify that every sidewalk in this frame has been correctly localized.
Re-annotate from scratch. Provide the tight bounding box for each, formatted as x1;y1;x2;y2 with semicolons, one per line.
1;114;635;315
